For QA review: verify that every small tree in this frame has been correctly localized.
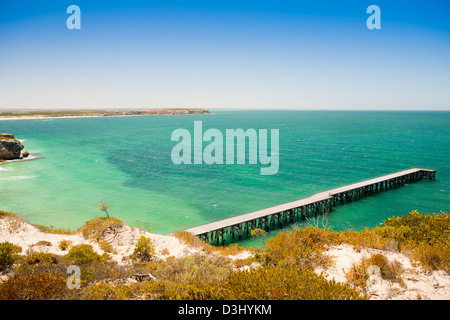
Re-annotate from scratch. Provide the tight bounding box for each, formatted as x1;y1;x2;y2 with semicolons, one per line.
131;236;156;262
99;199;111;218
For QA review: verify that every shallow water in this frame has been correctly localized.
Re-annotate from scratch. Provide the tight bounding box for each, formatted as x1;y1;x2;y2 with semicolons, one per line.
1;111;449;246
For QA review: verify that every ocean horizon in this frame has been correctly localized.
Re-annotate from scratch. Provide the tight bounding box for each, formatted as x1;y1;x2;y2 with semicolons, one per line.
1;110;449;246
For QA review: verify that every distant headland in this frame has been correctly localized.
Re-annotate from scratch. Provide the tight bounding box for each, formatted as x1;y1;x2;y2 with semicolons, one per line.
0;108;210;120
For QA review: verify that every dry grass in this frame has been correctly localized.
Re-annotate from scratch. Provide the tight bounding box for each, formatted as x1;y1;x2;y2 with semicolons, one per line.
78;216;124;241
345;253;406;289
173;230;243;256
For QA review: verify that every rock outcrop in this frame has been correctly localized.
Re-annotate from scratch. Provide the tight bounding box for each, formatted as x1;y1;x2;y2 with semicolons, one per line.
0;133;24;160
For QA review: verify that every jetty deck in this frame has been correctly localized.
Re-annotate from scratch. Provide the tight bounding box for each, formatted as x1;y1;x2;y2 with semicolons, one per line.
183;168;436;244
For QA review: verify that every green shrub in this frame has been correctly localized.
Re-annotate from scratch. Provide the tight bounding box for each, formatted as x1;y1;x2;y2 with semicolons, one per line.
375;210;449;247
0;242;22;271
25;252;59;265
338;228;393;251
131;236;156;262
263;227;334;269
65;244;104;265
59;239;72;251
374;210;450;270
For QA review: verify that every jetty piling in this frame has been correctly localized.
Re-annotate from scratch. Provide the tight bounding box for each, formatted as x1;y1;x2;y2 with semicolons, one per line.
183;168;436;245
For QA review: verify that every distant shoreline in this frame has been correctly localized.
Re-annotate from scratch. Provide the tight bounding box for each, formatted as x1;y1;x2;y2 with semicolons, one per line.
0;108;210;120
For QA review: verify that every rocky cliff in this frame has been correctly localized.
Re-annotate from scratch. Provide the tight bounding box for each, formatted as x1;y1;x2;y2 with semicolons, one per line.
0;133;24;160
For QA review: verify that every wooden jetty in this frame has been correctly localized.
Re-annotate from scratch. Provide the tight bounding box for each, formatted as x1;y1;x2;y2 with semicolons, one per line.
183;168;436;245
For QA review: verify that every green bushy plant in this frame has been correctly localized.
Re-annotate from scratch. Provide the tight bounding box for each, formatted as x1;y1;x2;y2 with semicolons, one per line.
59;239;72;251
25;252;59;266
0;242;22;271
262;227;335;269
374;210;450;270
131;236;156;262
65;244;105;265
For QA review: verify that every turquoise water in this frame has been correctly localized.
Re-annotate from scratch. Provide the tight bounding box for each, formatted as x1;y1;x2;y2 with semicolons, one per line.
1;111;449;245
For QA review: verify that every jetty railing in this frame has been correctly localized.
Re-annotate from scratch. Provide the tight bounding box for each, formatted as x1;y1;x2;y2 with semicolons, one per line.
183;168;436;245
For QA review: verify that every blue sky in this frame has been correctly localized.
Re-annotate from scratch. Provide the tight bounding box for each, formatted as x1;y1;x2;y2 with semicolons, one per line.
0;1;449;110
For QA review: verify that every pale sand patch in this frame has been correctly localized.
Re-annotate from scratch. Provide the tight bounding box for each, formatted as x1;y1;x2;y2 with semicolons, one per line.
0;215;199;264
318;244;450;300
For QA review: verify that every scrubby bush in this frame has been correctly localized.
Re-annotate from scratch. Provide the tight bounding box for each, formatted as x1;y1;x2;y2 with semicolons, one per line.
374;210;448;247
412;242;450;271
153;254;232;284
79;282;134;300
374;210;450;270
0;210;15;218
25;252;59;266
34;224;73;235
99;240;117;254
345;253;405;289
59;239;72;251
130;236;156;262
0;270;68;300
32;240;52;247
262;227;335;269
65;244;105;265
78;216;124;241
77;267;365;300
78;279;200;300
215;266;365;300
337;228;393;251
173;230;243;256
0;241;22;271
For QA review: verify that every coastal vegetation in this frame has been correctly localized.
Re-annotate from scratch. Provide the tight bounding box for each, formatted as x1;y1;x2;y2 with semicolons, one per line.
0;210;448;300
0;108;210;119
130;236;156;262
345;253;406;288
260;210;449;272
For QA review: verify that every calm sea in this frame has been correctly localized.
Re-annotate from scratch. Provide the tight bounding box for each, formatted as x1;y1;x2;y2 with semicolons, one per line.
1;111;449;245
